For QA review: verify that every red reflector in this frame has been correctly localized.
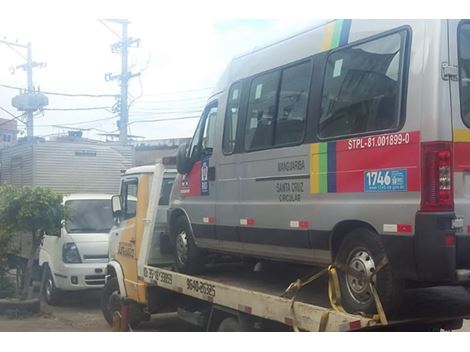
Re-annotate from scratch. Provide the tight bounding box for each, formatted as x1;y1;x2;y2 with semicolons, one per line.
208;216;215;224
397;224;412;233
299;220;309;229
467;225;470;234
247;218;255;225
349;320;362;330
444;234;456;247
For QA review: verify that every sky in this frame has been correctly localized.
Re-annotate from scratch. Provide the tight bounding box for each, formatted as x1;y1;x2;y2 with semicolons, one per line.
0;12;320;142
0;0;465;144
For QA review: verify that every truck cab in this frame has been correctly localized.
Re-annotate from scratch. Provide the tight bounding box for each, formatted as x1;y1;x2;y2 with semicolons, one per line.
39;193;114;305
102;160;177;326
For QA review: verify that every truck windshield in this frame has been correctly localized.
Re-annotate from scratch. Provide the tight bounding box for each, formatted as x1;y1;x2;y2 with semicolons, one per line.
459;22;470;126
65;199;114;233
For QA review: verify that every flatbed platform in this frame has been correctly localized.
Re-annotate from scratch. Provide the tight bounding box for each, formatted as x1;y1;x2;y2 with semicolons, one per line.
143;261;470;331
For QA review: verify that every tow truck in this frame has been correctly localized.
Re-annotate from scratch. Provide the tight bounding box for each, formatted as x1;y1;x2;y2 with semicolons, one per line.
101;159;470;331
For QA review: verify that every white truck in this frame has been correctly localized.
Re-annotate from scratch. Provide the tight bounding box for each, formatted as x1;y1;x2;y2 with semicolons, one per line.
103;161;470;331
39;193;115;305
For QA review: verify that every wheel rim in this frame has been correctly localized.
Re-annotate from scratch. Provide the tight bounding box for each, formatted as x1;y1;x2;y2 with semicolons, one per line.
45;278;53;301
176;230;189;265
108;289;121;318
345;248;376;305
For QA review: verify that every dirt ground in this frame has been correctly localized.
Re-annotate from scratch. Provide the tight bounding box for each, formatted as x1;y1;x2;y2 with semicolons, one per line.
0;289;198;332
1;285;470;332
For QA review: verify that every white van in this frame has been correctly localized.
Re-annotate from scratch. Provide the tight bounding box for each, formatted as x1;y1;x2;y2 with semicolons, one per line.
39;193;114;305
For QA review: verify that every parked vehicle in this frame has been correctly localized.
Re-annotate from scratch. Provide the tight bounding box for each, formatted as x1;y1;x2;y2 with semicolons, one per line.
169;19;470;315
102;160;177;326
39;193;114;305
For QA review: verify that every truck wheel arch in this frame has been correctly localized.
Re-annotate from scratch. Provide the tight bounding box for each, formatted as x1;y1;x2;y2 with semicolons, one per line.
106;261;127;297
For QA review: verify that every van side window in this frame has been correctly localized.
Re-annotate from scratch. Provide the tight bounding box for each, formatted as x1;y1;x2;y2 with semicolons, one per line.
202;106;218;152
275;61;312;145
122;179;138;220
245;71;280;150
319;31;405;139
223;83;242;154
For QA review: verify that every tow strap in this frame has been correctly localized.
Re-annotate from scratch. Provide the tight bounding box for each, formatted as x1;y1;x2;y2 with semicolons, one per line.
281;256;389;331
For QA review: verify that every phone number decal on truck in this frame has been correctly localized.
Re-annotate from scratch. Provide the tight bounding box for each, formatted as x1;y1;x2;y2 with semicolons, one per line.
186;278;216;297
143;267;173;285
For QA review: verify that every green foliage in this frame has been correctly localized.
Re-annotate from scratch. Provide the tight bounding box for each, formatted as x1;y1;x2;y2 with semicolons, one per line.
0;185;64;238
0;185;64;300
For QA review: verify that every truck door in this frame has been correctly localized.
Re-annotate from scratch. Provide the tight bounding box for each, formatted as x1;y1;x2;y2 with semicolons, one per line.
114;176;143;301
449;19;470;268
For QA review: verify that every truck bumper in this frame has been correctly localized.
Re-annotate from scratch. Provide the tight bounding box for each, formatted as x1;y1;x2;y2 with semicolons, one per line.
53;262;107;290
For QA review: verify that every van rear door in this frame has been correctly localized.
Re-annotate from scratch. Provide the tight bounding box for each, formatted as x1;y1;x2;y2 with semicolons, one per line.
449;19;470;268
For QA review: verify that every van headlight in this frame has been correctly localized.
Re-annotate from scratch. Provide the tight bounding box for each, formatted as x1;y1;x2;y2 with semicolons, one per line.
63;243;82;263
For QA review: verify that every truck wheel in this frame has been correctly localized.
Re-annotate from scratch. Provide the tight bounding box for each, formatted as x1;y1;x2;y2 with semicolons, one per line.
101;277;146;328
335;228;402;315
43;266;62;306
217;317;241;332
101;277;122;326
173;216;204;274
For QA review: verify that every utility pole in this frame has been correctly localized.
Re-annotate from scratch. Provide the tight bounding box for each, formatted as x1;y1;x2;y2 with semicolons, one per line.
103;19;140;145
0;39;47;141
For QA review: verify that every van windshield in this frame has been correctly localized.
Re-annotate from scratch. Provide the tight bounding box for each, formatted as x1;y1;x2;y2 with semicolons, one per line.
65;199;114;234
459;22;470;126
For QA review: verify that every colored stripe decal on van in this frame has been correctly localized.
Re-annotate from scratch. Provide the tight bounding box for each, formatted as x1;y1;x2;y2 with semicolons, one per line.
454;129;470;142
311;142;336;193
322;19;351;51
327;142;337;193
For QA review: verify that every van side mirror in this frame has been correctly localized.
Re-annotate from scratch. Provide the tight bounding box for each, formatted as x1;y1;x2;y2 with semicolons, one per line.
176;142;194;174
111;195;122;219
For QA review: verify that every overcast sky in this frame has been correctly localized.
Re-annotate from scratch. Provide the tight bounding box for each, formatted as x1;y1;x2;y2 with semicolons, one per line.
0;11;319;142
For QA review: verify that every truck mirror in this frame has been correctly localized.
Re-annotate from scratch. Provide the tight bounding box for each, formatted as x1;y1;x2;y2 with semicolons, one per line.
111;195;122;218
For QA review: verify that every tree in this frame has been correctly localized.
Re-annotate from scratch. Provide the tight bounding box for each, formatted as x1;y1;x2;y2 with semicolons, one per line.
0;185;64;300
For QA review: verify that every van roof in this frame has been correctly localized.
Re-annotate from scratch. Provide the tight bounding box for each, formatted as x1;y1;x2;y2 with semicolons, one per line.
124;165;177;176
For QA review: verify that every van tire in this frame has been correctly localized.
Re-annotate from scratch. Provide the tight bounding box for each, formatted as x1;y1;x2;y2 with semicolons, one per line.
335;228;402;315
43;265;61;306
173;216;204;274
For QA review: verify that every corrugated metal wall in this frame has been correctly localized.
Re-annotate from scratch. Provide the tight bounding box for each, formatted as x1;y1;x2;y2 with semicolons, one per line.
0;143;34;186
0;141;134;194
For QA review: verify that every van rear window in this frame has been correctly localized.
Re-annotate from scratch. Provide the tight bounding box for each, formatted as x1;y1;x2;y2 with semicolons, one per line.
459;22;470;127
319;31;406;139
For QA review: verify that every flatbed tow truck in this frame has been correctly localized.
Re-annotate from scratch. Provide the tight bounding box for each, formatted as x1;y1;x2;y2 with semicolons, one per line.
103;162;470;332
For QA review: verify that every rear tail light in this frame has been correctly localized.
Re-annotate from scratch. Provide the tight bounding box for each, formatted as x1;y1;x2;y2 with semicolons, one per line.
420;142;454;212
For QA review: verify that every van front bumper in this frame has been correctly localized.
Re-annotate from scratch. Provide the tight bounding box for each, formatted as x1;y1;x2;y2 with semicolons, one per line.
53;262;107;291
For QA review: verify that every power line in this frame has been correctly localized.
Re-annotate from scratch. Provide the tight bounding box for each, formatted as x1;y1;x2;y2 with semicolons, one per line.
36;114;119;127
43;106;113;112
0;83;117;98
128;115;200;125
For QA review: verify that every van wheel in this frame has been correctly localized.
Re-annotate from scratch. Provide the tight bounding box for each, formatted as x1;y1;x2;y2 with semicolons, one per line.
335;228;402;315
173;216;204;274
43;266;61;306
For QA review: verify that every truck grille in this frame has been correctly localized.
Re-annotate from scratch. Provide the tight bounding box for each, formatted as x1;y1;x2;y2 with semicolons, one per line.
85;275;105;286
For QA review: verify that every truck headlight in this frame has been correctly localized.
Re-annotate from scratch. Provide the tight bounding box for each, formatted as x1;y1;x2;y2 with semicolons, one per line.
63;243;82;264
